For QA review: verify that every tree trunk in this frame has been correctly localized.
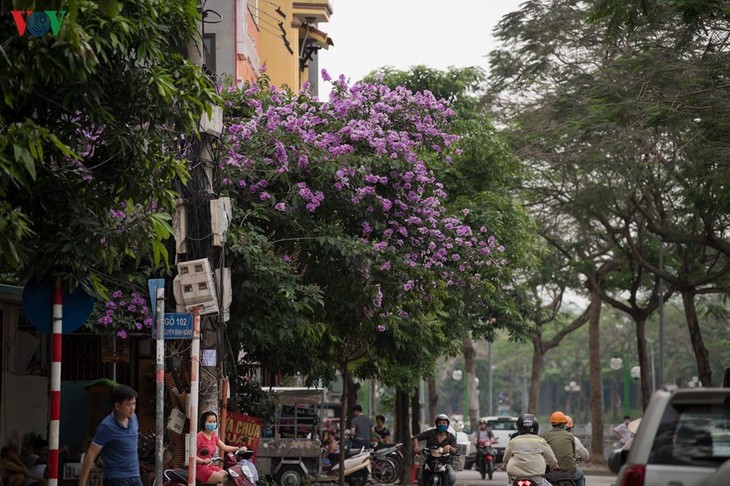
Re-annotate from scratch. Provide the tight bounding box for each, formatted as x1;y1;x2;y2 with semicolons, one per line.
411;389;420;440
427;376;437;424
527;341;545;412
396;388;413;484
633;316;651;408
681;290;714;386
463;335;479;429
338;364;348;486
346;376;360;426
587;288;605;465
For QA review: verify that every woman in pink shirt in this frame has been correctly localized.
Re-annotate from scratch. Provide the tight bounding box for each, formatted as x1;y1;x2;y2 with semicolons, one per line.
196;411;245;484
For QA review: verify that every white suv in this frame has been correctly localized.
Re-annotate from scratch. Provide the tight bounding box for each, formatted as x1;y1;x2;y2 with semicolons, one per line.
615;387;730;486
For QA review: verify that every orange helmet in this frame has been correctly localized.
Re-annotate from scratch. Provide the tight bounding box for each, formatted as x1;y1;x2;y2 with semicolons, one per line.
550;411;568;425
565;416;574;429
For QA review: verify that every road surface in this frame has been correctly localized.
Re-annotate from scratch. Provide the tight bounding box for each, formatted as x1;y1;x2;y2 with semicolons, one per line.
455;468;617;486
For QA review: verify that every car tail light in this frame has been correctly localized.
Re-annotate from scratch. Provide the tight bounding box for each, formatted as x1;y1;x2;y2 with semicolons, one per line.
618;464;645;486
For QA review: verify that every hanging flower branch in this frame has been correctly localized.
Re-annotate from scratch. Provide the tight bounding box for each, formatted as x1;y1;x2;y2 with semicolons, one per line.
88;289;153;338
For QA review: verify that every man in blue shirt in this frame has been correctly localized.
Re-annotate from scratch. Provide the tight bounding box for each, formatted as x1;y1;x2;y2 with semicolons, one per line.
79;385;141;486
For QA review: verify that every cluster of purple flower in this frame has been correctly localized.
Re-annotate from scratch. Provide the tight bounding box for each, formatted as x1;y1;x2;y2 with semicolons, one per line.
221;71;505;324
94;290;153;338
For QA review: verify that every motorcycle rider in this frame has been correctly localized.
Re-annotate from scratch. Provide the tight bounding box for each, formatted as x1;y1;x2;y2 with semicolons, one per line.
412;414;458;486
474;419;495;443
543;411;585;486
565;416;590;464
473;420;495;475
502;414;557;486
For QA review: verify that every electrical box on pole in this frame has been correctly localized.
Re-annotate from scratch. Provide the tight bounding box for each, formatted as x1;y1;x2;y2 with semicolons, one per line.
199;106;223;138
210;197;232;247
174;259;219;315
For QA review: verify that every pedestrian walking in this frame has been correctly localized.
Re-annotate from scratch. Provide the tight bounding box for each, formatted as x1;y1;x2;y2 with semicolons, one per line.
79;385;142;486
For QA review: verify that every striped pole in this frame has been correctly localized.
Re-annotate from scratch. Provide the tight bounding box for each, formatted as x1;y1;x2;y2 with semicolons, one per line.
188;307;201;486
155;285;165;484
48;281;63;486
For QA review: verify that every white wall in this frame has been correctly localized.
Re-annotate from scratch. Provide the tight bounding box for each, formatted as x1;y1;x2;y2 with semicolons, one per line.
0;372;49;446
1;302;49;447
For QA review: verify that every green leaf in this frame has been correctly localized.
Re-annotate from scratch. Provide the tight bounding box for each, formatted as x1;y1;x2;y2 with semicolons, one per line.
99;0;121;18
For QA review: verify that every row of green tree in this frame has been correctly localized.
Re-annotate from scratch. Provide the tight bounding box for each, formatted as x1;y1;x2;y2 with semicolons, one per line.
439;297;730;425
480;0;730;463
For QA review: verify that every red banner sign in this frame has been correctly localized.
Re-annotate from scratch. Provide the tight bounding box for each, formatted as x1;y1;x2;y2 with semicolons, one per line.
225;412;263;460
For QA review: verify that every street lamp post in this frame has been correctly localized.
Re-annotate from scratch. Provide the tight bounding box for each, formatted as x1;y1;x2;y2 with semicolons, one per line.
610;355;629;417
452;368;468;430
564;380;581;413
630;366;641;410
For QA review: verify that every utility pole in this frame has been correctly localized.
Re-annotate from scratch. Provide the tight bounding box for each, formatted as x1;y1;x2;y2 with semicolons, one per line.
173;10;230;464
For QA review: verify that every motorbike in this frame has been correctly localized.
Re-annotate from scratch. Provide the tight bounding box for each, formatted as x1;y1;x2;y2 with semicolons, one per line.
544;470;577;486
511;477;571;486
371;443;403;483
419;447;456;486
164;449;256;486
370;453;398;484
475;438;497;480
319;448;371;486
511;479;539;486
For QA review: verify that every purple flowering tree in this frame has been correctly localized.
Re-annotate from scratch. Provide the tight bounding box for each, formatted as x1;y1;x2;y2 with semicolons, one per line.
89;290;154;338
220;72;506;393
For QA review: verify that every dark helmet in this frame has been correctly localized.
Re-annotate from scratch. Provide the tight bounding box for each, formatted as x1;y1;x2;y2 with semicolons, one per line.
517;414;539;435
435;414;450;426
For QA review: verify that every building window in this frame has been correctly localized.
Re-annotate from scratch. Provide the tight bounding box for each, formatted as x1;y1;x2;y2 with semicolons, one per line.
62;334;131;382
203;34;216;76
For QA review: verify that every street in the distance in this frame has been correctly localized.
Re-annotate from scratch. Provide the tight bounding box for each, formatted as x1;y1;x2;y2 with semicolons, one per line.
455;468;617;486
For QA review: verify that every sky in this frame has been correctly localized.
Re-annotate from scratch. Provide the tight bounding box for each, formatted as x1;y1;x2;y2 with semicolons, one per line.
317;0;526;98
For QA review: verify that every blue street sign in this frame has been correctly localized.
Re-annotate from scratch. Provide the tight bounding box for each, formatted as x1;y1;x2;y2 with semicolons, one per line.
148;278;165;322
152;312;193;339
23;279;94;333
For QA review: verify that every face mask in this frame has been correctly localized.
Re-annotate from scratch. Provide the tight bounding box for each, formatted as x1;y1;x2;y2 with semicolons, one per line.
437;424;448;433
205;423;217;432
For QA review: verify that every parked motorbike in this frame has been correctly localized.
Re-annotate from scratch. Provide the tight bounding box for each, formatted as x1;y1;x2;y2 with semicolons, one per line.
370;454;398;484
419;447;456;486
371;443;403;483
231;449;259;484
320;448;371;486
164;449;255;486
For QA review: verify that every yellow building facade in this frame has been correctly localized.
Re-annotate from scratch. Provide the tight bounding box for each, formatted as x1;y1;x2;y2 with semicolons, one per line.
256;0;334;92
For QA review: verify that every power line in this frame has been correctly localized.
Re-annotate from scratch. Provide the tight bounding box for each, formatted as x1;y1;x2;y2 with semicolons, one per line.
257;0;287;19
245;1;293;54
